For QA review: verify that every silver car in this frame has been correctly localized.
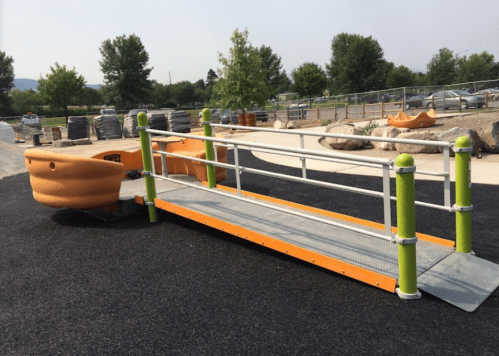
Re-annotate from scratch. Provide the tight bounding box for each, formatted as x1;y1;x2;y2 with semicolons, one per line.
423;90;485;110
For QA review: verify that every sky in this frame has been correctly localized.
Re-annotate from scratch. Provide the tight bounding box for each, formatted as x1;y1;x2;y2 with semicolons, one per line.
1;0;499;86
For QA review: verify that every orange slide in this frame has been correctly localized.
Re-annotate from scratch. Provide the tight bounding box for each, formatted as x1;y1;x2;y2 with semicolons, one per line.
387;109;437;129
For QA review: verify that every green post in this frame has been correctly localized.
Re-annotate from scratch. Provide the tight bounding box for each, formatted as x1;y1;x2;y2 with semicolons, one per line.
201;108;216;188
137;112;158;223
395;153;421;299
454;136;472;253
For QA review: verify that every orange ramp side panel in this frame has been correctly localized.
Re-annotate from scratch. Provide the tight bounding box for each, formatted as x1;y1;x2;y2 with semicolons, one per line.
25;149;124;210
387;109;436;129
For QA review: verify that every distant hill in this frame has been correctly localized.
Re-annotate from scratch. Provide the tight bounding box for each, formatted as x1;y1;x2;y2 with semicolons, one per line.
13;78;102;91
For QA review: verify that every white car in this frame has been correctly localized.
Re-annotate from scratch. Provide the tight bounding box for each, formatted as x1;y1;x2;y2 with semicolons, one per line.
21;113;42;130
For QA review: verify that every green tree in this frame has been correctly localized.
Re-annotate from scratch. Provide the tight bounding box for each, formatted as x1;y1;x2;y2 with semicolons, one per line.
291;62;327;99
426;48;457;85
99;34;153;108
210;29;269;111
10;88;39;114
0;51;15;116
171;81;195;106
457;52;496;82
74;87;102;110
276;70;292;94
258;45;286;98
326;33;393;94
205;69;218;102
386;65;416;88
37;63;86;124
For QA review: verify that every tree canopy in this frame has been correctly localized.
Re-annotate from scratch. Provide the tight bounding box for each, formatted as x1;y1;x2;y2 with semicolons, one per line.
426;48;456;86
74;87;102;110
0;51;15;116
457;51;496;83
37;63;86;123
99;34;153;108
386;65;416;88
326;33;393;94
291;62;327;98
10;89;41;114
210;29;269;110
258;45;287;98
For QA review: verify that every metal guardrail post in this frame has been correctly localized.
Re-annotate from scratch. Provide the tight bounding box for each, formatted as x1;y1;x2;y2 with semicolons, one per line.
137;112;158;223
201;108;216;188
395;153;421;300
454;136;473;253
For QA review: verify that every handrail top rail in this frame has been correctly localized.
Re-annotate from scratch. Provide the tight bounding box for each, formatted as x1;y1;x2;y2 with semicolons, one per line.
210;123;452;148
146;128;393;166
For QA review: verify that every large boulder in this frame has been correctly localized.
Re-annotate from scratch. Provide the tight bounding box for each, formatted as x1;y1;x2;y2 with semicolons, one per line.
370;126;404;151
323;123;364;150
0;122;15;144
438;127;482;156
287;121;300;129
479;121;499;153
273;118;287;129
394;131;441;153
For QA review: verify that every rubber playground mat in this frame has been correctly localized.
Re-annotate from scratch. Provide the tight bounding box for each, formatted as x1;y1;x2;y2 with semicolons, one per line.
1;150;499;355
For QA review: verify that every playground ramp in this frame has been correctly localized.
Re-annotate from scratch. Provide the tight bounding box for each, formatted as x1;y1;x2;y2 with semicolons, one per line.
125;176;499;313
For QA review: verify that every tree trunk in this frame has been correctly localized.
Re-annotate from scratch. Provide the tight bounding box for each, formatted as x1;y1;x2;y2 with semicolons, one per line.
65;106;69;126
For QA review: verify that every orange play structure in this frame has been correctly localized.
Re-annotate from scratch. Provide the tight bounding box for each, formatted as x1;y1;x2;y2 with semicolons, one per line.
91;133;228;182
387;109;437;129
24;149;124;210
24;133;227;210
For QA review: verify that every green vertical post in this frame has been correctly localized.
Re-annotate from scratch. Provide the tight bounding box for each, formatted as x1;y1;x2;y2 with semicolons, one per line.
201;108;216;188
454;136;472;253
395;153;421;299
137;112;158;223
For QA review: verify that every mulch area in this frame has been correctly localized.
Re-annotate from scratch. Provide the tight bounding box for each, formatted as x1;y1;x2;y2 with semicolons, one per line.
1;150;498;355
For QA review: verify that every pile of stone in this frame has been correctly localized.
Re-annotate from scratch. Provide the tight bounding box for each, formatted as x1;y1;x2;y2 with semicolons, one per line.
94;114;122;140
67;116;90;140
321;120;499;154
168;111;191;133
10;123;42;141
42;127;62;143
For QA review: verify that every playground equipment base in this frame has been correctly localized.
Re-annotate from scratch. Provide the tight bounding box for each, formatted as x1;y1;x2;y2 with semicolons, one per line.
120;177;499;312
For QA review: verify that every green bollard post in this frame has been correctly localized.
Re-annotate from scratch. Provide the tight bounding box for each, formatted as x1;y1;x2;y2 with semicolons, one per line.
201;108;216;188
137;112;158;223
454;136;472;253
395;153;421;300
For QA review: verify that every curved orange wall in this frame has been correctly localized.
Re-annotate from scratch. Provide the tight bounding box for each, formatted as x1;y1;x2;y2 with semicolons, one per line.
25;149;124;210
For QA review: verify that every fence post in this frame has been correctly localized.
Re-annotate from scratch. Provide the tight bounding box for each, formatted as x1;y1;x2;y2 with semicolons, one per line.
485;94;489;108
458;95;462;112
201;108;216;188
454;136;473;254
137;112;158;223
395;153;421;300
334;105;337;121
316;107;320;123
431;96;435;110
380;102;384;118
362;103;365;119
345;103;348;119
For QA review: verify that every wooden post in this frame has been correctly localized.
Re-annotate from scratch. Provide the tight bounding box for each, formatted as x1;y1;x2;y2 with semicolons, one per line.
273;110;277;122
431;96;435;110
316;107;320;123
362;103;365;119
334;105;337;121
345;103;348;119
485;94;489;108
380;102;384;118
458;95;462;112
300;106;304;121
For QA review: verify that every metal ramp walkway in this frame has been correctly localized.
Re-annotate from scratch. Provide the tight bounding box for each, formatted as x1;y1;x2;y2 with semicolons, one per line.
127;178;499;312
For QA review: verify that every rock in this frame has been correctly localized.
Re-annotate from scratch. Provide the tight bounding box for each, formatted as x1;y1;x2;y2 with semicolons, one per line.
479;121;499;153
323;124;364;150
394;131;441;153
273;118;287;129
370;126;402;151
287;121;300;129
438;127;482;156
52;139;74;147
0;122;15;144
73;138;93;145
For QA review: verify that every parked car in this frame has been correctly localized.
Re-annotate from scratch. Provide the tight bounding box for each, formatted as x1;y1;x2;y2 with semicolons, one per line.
21;113;42;130
220;109;233;124
314;97;327;103
396;96;424;109
100;108;118;116
423;90;485;110
474;88;499;100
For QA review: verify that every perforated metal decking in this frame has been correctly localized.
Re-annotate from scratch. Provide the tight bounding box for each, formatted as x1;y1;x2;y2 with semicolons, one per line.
126;178;499;312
